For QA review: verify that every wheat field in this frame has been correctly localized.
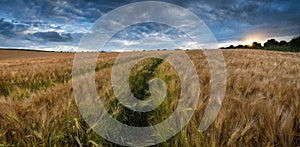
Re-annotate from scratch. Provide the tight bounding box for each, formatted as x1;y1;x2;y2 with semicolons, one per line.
0;49;299;146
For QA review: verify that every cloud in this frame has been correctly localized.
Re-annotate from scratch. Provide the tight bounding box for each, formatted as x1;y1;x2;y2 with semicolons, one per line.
113;22;187;40
29;31;72;42
104;22;204;51
187;0;300;42
0;18;15;37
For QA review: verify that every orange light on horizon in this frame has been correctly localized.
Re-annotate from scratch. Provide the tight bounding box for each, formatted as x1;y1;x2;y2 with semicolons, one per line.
243;33;267;45
243;39;256;46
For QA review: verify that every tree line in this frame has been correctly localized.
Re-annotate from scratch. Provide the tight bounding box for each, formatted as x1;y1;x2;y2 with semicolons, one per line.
221;35;300;52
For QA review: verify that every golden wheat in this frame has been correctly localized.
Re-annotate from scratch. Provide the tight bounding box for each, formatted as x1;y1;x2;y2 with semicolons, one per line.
0;49;299;146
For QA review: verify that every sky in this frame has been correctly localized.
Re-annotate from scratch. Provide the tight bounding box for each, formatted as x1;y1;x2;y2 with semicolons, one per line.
0;0;299;51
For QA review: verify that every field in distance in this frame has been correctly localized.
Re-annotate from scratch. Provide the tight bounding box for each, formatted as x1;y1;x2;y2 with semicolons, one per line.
0;49;299;146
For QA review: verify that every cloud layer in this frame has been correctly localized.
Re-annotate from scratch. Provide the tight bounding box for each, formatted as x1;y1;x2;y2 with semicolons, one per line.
0;0;299;50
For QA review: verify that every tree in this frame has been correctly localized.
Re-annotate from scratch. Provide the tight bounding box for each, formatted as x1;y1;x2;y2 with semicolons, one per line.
228;45;235;49
290;36;300;52
244;45;251;49
236;45;244;48
252;42;262;49
279;40;288;46
264;39;279;48
221;36;300;52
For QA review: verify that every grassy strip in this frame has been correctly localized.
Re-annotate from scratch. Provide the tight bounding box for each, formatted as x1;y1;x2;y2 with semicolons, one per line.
110;57;164;127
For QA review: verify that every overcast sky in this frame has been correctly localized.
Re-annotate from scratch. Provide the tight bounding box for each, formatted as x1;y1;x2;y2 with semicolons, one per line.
0;0;299;51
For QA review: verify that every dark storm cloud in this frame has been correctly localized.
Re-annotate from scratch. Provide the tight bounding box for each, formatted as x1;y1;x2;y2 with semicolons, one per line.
0;0;120;49
0;18;16;38
187;0;300;41
29;31;72;42
0;0;121;23
0;18;71;40
15;24;29;32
